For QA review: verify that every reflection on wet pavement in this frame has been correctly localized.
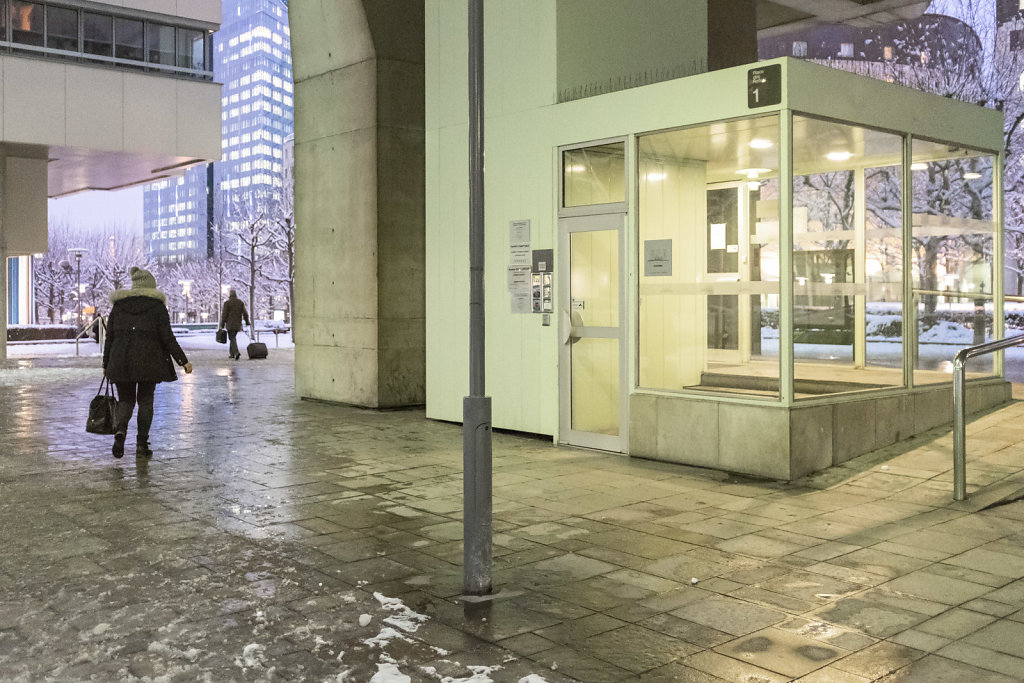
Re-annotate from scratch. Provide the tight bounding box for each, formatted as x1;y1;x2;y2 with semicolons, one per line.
2;349;1024;681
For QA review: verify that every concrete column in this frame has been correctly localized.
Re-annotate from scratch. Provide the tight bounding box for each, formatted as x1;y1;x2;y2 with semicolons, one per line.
707;0;758;71
0;150;7;362
290;1;425;408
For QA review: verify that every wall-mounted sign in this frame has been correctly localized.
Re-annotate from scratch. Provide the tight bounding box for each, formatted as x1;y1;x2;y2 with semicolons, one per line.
531;249;554;313
748;64;781;108
644;239;672;276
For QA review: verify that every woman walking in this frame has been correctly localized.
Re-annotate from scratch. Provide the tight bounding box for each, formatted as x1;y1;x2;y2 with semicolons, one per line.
103;267;193;458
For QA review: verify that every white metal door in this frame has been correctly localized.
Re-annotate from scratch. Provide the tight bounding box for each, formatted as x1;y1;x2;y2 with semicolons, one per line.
558;212;627;452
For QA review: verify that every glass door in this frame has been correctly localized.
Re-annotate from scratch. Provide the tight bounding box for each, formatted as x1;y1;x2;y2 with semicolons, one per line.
558;212;626;452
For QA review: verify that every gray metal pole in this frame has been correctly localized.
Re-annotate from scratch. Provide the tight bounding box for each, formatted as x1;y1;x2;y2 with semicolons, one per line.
953;356;967;501
463;0;492;596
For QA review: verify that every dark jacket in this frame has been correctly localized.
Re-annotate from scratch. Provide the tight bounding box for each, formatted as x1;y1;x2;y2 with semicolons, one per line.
220;294;250;332
103;289;188;383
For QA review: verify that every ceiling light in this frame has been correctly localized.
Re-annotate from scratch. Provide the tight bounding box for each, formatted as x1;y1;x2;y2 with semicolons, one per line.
749;139;773;149
645;172;666;182
737;167;772;177
910;162;928;170
963;171;982;179
826;151;853;162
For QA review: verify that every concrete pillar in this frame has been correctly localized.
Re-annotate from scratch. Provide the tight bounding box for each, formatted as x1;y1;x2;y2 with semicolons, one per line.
707;0;758;70
290;1;425;408
0;150;7;361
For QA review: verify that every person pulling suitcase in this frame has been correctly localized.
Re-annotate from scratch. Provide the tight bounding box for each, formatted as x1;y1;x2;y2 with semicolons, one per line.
218;289;251;360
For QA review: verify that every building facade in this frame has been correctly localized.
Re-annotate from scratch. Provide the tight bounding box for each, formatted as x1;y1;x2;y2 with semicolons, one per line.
0;0;221;350
143;0;293;265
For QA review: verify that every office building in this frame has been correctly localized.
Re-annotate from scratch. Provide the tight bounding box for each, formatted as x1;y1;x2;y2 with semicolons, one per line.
143;0;292;264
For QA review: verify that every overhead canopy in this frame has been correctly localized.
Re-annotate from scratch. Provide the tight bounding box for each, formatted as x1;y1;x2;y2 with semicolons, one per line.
758;0;930;34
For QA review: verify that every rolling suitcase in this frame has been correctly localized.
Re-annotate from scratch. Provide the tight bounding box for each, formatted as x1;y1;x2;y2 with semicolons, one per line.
246;327;269;359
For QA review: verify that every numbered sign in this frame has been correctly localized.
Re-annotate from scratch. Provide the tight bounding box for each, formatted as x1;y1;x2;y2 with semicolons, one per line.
748;64;781;109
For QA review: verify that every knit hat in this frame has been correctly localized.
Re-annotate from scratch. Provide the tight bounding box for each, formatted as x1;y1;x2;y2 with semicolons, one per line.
131;267;157;290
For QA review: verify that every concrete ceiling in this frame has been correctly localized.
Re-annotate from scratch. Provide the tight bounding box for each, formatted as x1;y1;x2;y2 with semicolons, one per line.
757;0;931;35
42;145;203;198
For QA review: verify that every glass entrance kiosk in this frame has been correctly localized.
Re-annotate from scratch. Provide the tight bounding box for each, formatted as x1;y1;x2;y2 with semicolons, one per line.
557;59;1006;480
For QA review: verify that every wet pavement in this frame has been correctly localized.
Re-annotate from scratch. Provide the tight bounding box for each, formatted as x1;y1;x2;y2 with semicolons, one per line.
2;349;1024;681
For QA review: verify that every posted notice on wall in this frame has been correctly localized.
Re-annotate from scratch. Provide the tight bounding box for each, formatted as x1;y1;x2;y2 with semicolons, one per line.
644;239;673;276
508;219;532;313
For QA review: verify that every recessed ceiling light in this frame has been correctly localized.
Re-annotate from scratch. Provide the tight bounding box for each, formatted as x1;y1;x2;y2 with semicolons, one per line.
737;167;772;177
826;151;853;162
749;139;773;149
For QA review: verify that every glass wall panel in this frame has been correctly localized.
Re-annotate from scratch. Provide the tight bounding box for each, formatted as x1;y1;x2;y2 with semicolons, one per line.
83;12;113;58
569;229;619;435
791;116;905;395
10;1;42;47
563;142;625;207
114;17;143;61
46;5;77;51
638;115;780;397
911;140;996;384
147;22;175;66
176;27;203;69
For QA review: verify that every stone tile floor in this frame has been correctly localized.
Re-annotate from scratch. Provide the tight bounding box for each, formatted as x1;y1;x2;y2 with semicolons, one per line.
2;349;1024;681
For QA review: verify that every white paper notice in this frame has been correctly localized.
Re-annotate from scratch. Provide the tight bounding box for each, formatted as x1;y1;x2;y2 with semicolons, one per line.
710;223;726;250
510;219;530;246
508;266;531;314
508;219;532;313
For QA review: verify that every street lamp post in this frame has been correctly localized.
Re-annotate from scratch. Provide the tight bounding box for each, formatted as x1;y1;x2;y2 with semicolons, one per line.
179;280;193;324
67;248;88;330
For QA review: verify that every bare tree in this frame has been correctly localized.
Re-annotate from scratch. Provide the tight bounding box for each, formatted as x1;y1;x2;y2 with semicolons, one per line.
221;191;278;325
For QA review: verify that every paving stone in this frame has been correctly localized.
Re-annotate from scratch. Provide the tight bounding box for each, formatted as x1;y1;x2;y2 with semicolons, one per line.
715;626;848;677
884;569;993;605
916;607;997;639
875;654;1019;682
670;594;786;636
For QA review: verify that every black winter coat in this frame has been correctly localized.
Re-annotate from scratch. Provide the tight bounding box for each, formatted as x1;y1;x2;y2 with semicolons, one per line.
103;290;189;383
220;295;250;332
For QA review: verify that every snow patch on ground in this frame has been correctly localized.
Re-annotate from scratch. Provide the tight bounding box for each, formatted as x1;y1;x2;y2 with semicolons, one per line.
370;662;411;683
234;642;266;669
374;592;429;634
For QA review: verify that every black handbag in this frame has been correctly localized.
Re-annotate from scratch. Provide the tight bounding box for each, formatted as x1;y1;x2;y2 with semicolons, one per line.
216;328;227;344
86;377;118;435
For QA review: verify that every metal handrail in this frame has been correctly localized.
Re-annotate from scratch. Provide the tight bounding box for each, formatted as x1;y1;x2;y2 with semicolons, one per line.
73;317;106;357
953;333;1024;500
914;289;1024;303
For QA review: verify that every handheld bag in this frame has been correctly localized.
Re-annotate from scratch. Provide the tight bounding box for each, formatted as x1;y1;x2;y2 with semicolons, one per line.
86;377;118;435
216;328;227;344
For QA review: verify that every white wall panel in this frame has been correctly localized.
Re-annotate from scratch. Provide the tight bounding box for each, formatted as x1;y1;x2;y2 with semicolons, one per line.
66;67;124;151
4;60;66;146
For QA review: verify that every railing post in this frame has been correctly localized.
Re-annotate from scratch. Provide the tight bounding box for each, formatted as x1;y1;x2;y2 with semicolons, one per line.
953;353;967;501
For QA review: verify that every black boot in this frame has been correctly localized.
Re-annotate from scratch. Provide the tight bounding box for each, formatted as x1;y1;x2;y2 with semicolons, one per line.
136;440;153;458
112;431;126;459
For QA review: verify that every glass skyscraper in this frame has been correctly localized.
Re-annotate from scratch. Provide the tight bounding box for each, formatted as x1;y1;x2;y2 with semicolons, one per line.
143;0;292;264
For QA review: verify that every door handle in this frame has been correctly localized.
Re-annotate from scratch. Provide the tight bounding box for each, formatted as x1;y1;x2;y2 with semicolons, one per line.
561;309;584;345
